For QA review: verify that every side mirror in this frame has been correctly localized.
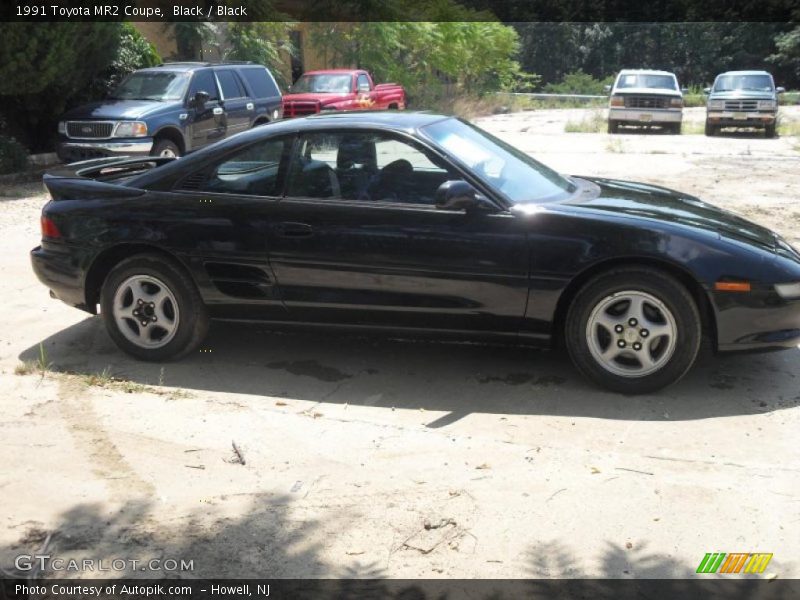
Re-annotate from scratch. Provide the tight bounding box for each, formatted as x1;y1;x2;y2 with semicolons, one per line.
435;180;493;212
603;85;612;94
776;86;785;94
192;90;210;108
703;87;711;95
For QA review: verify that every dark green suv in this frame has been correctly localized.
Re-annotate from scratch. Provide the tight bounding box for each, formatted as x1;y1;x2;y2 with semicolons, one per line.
704;70;784;137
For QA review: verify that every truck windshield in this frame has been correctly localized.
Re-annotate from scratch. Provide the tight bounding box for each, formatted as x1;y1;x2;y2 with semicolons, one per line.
714;74;774;92
616;74;677;90
291;74;352;94
110;71;190;101
422;118;577;205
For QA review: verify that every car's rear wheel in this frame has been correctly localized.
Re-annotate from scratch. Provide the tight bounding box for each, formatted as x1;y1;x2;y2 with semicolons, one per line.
565;267;701;394
100;254;208;361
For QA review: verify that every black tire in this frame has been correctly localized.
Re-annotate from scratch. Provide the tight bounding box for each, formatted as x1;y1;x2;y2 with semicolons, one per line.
765;123;777;138
100;254;209;361
671;123;682;135
565;267;702;394
151;138;181;158
704;121;716;137
607;121;619;134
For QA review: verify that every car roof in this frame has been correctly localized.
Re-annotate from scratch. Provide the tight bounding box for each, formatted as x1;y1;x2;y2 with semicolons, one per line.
137;62;264;73
617;69;676;76
716;70;773;77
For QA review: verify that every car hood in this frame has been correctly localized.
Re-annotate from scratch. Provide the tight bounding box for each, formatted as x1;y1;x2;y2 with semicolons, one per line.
613;87;681;97
567;177;777;250
61;99;175;120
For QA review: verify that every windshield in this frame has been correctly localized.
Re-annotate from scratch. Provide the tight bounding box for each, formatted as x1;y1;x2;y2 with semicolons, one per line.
422;118;577;204
714;74;774;92
291;74;352;94
110;71;190;101
615;73;677;90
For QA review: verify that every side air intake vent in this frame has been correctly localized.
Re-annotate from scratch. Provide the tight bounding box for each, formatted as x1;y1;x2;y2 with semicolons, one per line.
178;169;211;191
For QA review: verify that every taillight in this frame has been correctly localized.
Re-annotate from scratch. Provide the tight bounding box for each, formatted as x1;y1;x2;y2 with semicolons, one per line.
609;96;624;107
40;215;61;239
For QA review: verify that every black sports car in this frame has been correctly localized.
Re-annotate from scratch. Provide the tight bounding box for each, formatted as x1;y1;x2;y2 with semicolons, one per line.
31;112;800;393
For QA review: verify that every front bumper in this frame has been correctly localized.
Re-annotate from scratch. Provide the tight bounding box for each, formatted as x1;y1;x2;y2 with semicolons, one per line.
706;111;776;128
711;286;800;352
56;138;154;162
608;108;682;125
31;243;94;313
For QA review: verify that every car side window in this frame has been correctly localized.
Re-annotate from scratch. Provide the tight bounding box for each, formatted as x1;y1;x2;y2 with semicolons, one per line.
285;131;457;204
190;138;289;196
356;74;370;92
216;70;246;99
189;69;219;101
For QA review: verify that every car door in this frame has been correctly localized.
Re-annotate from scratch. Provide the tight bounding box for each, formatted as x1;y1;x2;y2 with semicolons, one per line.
164;133;295;321
186;69;226;150
264;129;530;336
355;73;376;109
215;69;253;135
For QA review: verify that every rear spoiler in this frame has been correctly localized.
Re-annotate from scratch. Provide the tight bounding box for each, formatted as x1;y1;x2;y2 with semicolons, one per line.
43;156;174;200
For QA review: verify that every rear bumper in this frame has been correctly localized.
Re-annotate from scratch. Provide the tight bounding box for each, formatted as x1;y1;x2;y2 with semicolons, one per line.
57;139;154;162
30;244;94;313
609;108;682;124
706;112;776;128
711;287;800;352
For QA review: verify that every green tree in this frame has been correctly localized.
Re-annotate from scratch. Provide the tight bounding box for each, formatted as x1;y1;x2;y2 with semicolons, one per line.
0;23;122;151
225;23;296;89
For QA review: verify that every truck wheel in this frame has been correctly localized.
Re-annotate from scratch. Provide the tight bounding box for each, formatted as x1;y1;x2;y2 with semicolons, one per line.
765;123;777;138
565;267;701;394
670;123;682;135
100;254;209;361
607;121;619;134
151;138;181;158
704;121;716;137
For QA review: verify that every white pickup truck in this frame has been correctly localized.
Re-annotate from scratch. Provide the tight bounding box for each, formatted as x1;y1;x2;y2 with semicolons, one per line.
606;69;685;134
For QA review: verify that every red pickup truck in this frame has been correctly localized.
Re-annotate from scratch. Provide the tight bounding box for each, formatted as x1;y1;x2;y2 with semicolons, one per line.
282;69;406;118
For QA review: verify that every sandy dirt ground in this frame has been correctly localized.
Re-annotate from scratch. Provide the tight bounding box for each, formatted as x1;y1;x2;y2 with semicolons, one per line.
1;108;799;582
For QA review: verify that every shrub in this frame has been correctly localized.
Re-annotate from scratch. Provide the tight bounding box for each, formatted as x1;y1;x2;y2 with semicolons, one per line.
0;136;29;175
543;71;615;95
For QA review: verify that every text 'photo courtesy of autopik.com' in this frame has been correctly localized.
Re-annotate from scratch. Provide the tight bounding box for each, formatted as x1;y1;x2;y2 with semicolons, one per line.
1;1;799;599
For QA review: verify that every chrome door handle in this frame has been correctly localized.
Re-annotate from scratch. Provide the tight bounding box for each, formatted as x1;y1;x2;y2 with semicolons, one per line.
212;107;224;115
246;102;254;110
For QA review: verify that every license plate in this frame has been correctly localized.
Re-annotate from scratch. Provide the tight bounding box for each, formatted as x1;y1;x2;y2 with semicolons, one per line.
733;113;747;120
639;114;652;122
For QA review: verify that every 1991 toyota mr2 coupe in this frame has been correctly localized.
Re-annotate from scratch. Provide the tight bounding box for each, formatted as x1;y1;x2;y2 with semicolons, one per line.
31;112;800;393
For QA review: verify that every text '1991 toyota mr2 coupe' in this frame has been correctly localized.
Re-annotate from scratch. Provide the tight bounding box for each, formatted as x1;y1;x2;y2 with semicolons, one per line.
32;112;800;393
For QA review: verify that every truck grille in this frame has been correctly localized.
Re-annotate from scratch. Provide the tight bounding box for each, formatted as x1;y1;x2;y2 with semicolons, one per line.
66;121;114;139
624;95;671;109
282;100;320;118
724;100;759;112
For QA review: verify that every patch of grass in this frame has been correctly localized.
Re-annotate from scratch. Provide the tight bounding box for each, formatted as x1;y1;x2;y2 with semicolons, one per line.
681;121;705;135
14;343;52;378
605;139;626;153
77;365;193;399
564;111;606;133
778;120;800;137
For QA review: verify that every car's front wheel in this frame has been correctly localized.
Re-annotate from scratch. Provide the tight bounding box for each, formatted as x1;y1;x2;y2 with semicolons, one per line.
100;254;209;361
565;267;701;394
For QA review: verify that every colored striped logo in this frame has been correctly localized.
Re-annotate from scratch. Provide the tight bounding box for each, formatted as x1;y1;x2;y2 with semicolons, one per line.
696;553;773;574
